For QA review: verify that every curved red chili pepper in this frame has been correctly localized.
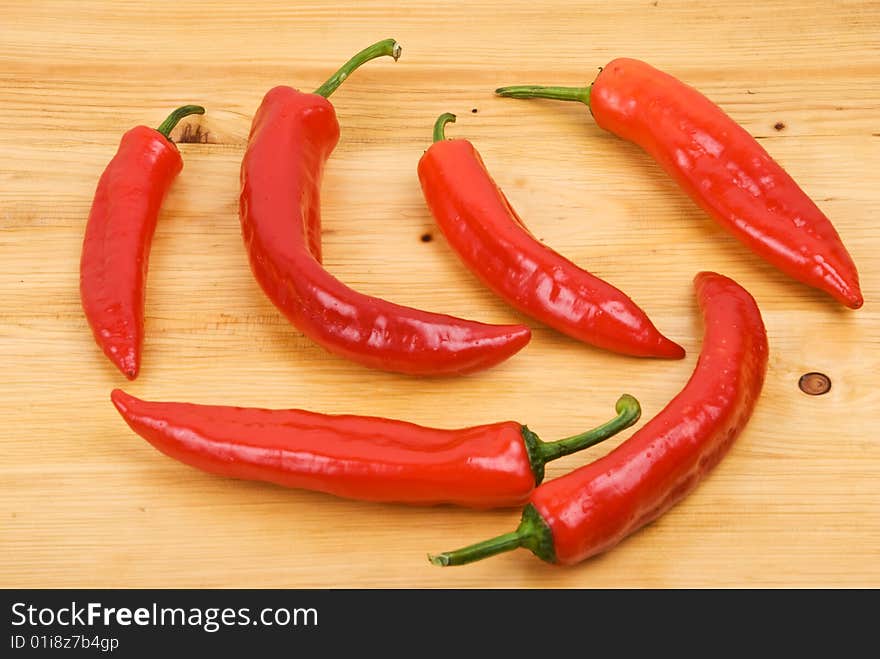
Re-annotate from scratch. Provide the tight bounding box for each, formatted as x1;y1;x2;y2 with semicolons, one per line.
430;271;768;565
497;59;862;309
110;389;640;509
418;113;685;359
240;39;531;375
80;105;205;379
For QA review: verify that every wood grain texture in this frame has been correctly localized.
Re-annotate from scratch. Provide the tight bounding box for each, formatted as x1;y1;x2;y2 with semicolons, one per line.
1;0;878;588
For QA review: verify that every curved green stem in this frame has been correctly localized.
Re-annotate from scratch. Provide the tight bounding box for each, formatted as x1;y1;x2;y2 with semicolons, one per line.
521;394;641;485
429;504;555;567
314;38;401;98
495;84;592;107
536;393;640;464
156;105;206;139
433;112;456;142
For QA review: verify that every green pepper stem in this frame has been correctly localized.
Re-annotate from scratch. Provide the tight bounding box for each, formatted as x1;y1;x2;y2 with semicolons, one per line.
429;530;522;566
520;394;640;485
433;112;456;142
429;504;556;567
314;38;401;98
495;84;592;107
536;393;640;464
156;105;206;139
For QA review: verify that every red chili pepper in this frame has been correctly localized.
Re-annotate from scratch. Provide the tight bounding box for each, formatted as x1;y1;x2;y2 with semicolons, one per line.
430;271;768;565
496;59;862;309
418;113;685;359
240;39;531;375
110;389;640;508
80;105;206;379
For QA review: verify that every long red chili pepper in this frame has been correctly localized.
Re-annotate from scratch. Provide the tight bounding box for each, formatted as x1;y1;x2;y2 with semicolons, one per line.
110;389;640;508
430;271;768;565
418;113;685;359
496;59;862;309
80;105;205;379
240;39;531;375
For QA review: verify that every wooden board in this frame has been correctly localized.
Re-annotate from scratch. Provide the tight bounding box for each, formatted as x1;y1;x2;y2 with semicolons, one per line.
1;0;878;588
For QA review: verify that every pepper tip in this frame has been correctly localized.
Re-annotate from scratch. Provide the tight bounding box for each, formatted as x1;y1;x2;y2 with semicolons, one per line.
110;388;129;413
664;340;687;360
845;290;864;309
109;350;140;381
651;335;686;360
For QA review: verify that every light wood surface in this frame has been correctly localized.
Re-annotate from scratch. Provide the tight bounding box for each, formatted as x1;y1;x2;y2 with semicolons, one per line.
2;0;878;588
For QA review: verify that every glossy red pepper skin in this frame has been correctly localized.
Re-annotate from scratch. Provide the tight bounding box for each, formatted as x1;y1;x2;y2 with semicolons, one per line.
431;271;768;566
418;129;685;359
110;389;639;509
80;126;183;379
532;272;768;564
592;59;861;308
498;59;862;309
240;87;531;375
